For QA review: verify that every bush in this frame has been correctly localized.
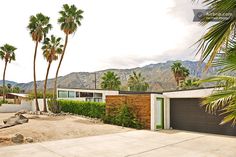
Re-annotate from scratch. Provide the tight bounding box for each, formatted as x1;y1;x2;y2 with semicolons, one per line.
103;104;143;129
58;100;105;119
27;91;53;100
0;100;8;106
48;99;61;113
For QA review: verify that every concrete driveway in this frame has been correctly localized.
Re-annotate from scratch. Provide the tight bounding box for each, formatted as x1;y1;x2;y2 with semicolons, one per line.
0;130;236;157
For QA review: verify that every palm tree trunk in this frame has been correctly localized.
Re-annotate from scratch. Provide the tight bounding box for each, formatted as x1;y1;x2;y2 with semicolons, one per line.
2;61;7;102
43;61;52;112
53;34;69;99
33;41;40;112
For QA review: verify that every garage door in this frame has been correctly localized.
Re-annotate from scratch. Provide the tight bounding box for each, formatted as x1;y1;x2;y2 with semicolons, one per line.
170;98;236;136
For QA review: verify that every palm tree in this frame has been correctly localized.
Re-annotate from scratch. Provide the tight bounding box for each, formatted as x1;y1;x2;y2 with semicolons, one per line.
200;42;236;125
42;35;63;112
53;4;84;99
0;44;17;102
101;71;121;90
27;13;52;112
194;0;236;68
171;62;189;87
128;72;149;92
179;78;200;90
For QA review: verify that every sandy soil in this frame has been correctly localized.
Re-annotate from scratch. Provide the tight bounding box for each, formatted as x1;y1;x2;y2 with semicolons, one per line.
0;113;134;147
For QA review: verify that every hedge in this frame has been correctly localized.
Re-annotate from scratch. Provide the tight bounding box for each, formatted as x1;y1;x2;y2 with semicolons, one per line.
58;100;105;119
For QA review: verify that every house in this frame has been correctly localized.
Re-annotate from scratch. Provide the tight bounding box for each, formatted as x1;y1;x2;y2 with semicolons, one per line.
5;93;28;104
106;88;236;136
57;88;119;102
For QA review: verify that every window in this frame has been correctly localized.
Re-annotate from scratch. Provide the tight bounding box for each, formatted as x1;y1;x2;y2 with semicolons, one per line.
94;93;102;98
94;98;102;102
58;90;68;98
68;91;76;98
80;92;93;97
76;92;80;98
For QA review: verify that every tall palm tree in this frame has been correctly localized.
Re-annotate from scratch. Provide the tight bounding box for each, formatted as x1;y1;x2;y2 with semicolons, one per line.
27;13;52;112
200;42;236;125
42;35;63;112
0;44;17;102
128;72;149;92
194;0;236;68
53;4;83;99
171;62;189;87
101;71;121;90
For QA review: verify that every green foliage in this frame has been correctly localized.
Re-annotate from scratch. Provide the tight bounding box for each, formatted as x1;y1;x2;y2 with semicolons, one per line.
171;62;190;87
0;99;8;106
194;0;236;68
200;46;236;126
101;71;121;90
27;91;53;99
48;99;61;113
27;13;52;42
103;104;143;129
0;44;17;62
179;78;200;90
58;100;105;118
128;71;149;92
42;35;63;62
58;4;84;35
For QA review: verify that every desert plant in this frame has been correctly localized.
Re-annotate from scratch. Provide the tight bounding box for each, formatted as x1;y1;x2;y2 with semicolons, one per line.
101;71;121;90
53;4;84;99
42;35;63;112
103;104;143;129
171;62;189;87
194;0;236;68
48;99;62;113
27;13;52;111
128;72;149;91
0;44;17;101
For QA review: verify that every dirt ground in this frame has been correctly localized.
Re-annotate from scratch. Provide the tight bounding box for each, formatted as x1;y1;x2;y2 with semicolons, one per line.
0;113;134;147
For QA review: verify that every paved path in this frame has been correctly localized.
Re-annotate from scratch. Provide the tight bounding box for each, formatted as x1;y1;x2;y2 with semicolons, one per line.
0;130;236;157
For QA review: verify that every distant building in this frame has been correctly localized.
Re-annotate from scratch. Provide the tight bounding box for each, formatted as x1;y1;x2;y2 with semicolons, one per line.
57;88;119;102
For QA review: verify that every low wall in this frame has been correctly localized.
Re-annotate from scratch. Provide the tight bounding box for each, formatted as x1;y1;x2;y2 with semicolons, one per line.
106;95;151;129
0;102;32;113
31;99;49;111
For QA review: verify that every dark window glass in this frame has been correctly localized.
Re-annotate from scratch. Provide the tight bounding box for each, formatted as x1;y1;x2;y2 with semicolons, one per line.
76;92;80;98
80;92;93;97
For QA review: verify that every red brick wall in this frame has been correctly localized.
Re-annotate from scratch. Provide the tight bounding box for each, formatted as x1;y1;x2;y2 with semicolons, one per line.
106;95;151;129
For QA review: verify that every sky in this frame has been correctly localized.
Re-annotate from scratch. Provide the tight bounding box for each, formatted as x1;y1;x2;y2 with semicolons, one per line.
0;0;206;83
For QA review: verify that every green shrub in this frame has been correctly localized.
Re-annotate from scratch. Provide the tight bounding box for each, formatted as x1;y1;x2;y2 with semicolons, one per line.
103;104;143;129
27;91;53;100
58;100;105;119
0;100;8;106
48;99;62;113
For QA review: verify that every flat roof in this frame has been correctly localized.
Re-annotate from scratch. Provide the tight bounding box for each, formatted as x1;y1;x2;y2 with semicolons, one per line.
162;86;216;93
57;87;119;92
119;91;163;94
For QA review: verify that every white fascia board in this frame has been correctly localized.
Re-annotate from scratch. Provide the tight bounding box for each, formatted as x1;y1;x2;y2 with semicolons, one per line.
163;88;215;98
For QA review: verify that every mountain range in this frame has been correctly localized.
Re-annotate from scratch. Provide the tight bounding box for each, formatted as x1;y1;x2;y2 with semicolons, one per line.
1;60;219;93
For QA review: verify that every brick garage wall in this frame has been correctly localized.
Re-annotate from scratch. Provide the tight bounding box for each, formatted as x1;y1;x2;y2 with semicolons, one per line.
106;95;151;129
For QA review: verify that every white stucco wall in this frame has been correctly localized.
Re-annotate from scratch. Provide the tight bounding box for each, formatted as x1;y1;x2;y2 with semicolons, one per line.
150;94;164;131
163;88;214;98
31;99;49;111
0;101;32;113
